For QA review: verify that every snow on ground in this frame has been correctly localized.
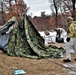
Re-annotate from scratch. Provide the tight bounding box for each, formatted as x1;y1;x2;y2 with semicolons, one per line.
38;30;67;45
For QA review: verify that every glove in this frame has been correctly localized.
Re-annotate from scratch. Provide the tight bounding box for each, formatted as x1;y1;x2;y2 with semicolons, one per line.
66;37;70;42
1;32;6;35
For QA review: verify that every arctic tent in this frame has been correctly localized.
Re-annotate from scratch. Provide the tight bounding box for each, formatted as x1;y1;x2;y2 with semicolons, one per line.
0;14;65;59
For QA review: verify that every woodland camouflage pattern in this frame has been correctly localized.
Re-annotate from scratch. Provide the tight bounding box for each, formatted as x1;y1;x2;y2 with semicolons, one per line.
6;15;64;59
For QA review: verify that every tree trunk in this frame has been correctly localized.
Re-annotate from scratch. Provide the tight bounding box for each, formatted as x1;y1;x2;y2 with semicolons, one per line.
53;0;58;27
72;0;75;20
1;2;5;25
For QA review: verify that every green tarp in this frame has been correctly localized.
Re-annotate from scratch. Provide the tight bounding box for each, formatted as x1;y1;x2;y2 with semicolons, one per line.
3;15;64;59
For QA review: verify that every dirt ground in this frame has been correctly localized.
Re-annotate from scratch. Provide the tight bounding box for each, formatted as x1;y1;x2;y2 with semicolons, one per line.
0;43;76;75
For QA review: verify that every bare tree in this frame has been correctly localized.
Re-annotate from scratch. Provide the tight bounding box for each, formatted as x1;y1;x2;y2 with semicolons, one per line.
49;0;60;27
53;0;58;27
1;1;5;24
72;0;76;20
41;11;46;17
0;0;29;22
60;0;76;20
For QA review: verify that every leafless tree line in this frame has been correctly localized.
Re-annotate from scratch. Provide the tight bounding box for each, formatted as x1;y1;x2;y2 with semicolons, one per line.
49;0;76;27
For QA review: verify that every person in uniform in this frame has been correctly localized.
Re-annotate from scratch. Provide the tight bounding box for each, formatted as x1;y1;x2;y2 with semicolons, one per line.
63;16;76;62
44;30;50;46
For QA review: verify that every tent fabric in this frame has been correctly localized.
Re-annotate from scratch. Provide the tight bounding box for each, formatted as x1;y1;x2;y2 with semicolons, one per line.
0;17;17;47
24;15;65;58
1;15;64;59
0;24;10;47
0;34;9;47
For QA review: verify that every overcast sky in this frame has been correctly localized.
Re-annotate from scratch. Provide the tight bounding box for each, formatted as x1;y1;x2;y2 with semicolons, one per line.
24;0;51;17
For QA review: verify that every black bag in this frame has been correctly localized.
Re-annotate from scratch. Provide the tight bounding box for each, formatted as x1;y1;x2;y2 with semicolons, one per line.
56;37;64;43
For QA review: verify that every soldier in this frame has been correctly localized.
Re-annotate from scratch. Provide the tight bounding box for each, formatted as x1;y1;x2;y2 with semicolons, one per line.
55;28;64;43
63;16;76;62
44;30;50;46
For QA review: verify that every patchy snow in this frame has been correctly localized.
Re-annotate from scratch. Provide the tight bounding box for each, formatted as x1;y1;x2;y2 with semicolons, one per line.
63;63;76;75
38;30;67;46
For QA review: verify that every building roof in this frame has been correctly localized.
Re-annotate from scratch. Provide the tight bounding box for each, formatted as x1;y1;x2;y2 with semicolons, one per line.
29;16;54;31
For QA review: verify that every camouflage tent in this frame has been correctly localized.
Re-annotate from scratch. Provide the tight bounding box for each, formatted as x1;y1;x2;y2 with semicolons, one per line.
0;14;65;59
